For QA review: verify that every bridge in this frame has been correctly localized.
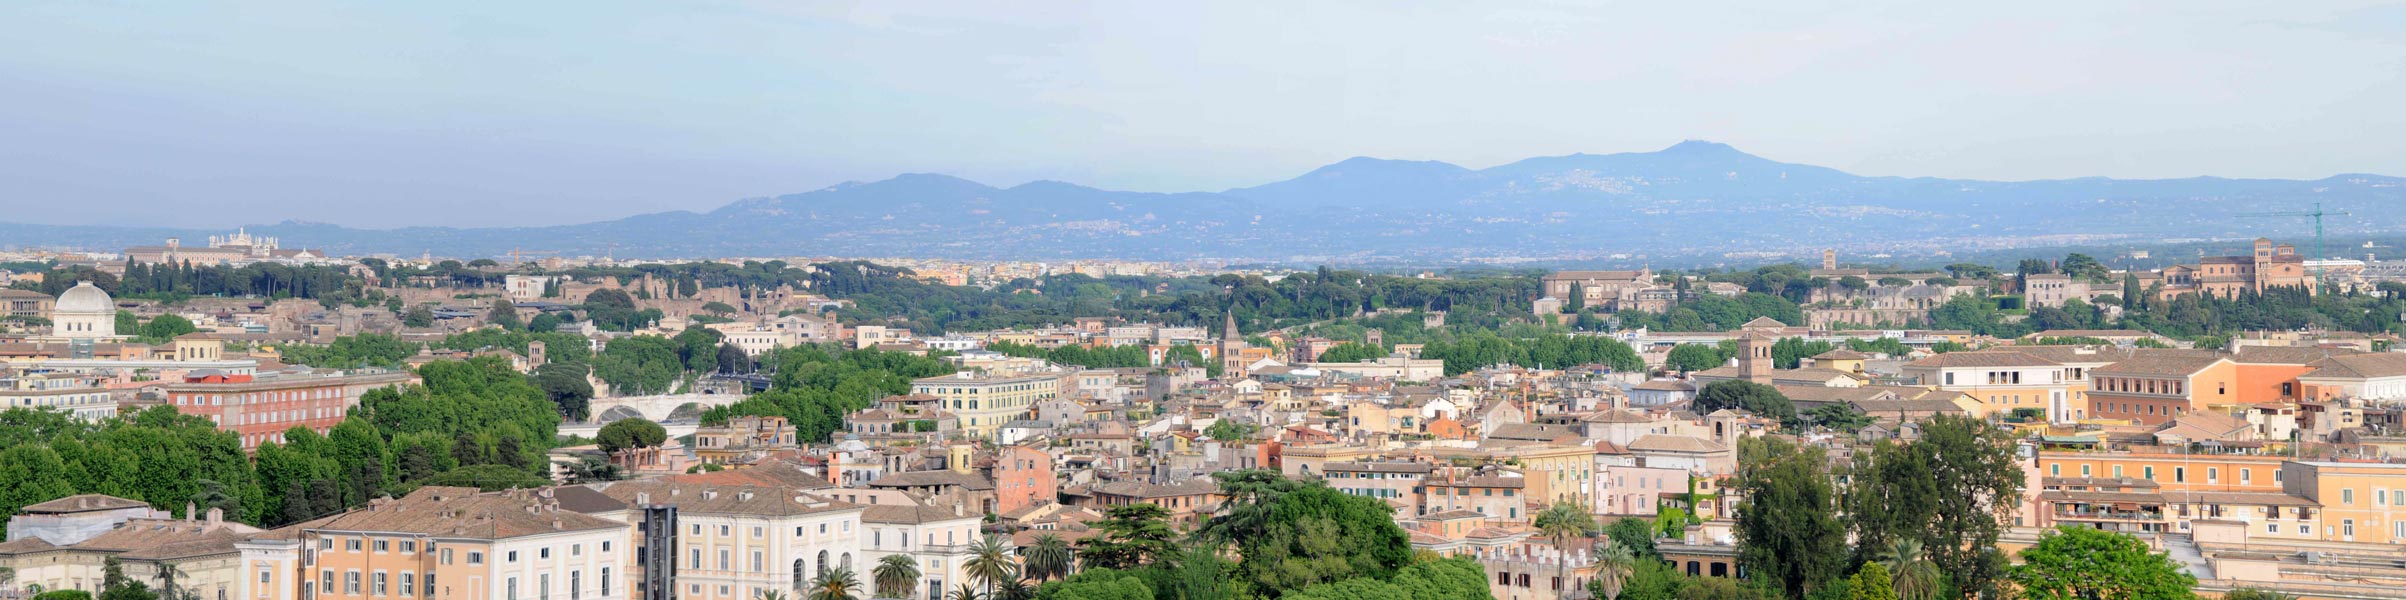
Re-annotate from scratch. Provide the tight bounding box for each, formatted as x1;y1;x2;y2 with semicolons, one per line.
585;392;748;423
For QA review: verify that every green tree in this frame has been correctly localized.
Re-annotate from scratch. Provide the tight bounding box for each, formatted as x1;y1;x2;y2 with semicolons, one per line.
139;314;198;342
1204;419;1252;442
596;419;668;453
595;335;683;395
1602;518;1660;561
527;312;562;333
1845;563;1898;600
488;299;523;330
874;554;922;599
402;305;436;328
1534;501;1599;600
420;465;550;491
1844;415;2024;598
0;444;77;537
2008;527;2195;600
2218;588;2297;600
1879;539;1941;600
1038;570;1152;600
536;363;595;420
1663;344;1724;373
1732;437;1846;599
1692;380;1794;422
809;567;863;600
965;535;1019;600
1022;534;1074;583
1316;342;1389;364
1592;542;1637;600
1078;504;1178;571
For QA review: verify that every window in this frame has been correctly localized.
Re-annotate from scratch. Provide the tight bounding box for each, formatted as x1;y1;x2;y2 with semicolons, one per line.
2242;470;2252;485
349;538;364;552
425;575;437;598
2143;466;2154;479
373;572;388;596
2344;488;2356;504
2081;465;2092;477
539;548;550;559
400;574;414;596
601;541;611;552
571;571;581;600
690;549;701;569
2344;519;2356;538
401;541;416;554
508;551;520;563
540;573;551;600
2112;466;2124;478
2174;467;2186;483
600;568;611;597
507;577;519;600
346;571;362;595
375;540;390;553
2208;468;2219;483
572;544;582;556
441;549;454;565
752;527;763;538
2267;521;2279;534
690;524;702;535
321;571;335;595
468;552;485;565
752;551;763;573
2049;464;2061;476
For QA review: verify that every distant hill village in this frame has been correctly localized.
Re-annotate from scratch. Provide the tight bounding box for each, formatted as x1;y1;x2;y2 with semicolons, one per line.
3;231;2406;600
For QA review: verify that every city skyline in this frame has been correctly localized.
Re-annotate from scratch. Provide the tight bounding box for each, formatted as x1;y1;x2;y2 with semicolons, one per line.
3;1;2403;228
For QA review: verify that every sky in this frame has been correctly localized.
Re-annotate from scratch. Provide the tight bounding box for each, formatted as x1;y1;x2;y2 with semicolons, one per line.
2;0;2403;228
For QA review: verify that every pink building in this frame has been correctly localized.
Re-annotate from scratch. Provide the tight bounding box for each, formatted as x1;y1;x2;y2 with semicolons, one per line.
1595;464;1691;517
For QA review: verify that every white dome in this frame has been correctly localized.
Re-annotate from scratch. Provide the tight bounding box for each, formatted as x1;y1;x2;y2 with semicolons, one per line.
53;281;114;315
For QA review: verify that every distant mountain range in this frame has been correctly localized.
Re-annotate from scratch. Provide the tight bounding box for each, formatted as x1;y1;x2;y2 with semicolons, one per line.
7;141;2402;265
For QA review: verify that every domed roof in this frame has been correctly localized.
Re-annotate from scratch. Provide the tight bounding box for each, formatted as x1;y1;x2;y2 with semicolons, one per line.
53;281;114;315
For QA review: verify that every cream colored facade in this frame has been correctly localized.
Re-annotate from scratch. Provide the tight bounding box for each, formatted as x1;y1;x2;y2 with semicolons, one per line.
584;482;865;600
910;373;1060;439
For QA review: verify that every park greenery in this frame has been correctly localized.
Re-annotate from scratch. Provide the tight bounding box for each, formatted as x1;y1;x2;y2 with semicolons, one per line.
0;356;565;536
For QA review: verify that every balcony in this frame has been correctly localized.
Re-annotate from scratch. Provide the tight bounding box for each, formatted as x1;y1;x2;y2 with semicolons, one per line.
2052;509;2165;522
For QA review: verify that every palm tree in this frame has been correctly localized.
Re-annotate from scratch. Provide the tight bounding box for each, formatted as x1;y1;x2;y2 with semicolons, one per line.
1022;534;1074;582
1532;501;1598;600
944;583;982;600
963;535;1019;600
993;579;1033;600
1591;542;1636;600
808;567;862;600
1881;538;1942;600
872;555;920;600
756;590;792;600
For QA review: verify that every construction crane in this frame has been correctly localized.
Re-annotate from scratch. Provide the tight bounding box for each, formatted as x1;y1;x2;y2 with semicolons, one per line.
2238;202;2350;291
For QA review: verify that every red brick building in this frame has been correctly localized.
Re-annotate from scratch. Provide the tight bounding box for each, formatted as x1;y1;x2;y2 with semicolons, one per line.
163;368;418;450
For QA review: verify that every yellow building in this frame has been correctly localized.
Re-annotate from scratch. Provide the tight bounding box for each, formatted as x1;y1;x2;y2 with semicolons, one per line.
911;372;1060;439
2284;461;2406;544
1901;349;2082;420
1496;442;1597;508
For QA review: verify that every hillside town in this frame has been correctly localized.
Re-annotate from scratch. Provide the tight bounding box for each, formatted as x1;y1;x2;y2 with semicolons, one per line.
0;233;2403;600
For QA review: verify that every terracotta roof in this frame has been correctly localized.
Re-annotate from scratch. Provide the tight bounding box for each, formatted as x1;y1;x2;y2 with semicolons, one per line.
21;494;150;514
862;502;979;524
2303;353;2406;380
1090;478;1220;499
304;486;625;539
69;519;247;560
1632;379;1694;392
1422;509;1486;520
1811;349;1870;360
1905;350;2062;369
2230;345;2363;365
1627;434;1727;454
1324;461;1437;474
2093;351;2226;377
867;470;996;491
1581;409;1655;424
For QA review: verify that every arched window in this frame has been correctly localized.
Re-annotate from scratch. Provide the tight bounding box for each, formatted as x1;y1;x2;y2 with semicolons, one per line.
818;550;830;576
793;559;808;591
841;553;852;571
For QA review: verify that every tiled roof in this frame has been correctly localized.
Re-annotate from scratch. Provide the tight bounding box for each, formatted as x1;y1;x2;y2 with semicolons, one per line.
1905;350;2062;369
867;470;996;491
305;487;624;539
2093;350;2226;377
1811;349;1870;360
2302;353;2406;380
1627;434;1726;454
862;503;978;524
1089;478;1220;499
22;494;151;514
2230;345;2363;365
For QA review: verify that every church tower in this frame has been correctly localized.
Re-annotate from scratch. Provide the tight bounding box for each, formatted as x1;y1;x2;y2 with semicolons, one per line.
1737;334;1773;385
1217;306;1249;376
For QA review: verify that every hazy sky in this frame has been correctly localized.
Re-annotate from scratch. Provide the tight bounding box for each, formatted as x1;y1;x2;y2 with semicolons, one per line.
4;1;2403;228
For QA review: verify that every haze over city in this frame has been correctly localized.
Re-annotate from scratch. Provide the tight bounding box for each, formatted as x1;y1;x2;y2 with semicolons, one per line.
4;1;2404;228
6;6;2406;600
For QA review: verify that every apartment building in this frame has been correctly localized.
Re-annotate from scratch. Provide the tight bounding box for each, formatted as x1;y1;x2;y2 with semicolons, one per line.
2086;352;2233;425
584;481;865;600
0;370;117;420
2283;461;2406;544
243;487;629;600
859;504;983;600
1321;462;1436;514
1901;350;2076;420
165;367;420;450
910;372;1060;439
